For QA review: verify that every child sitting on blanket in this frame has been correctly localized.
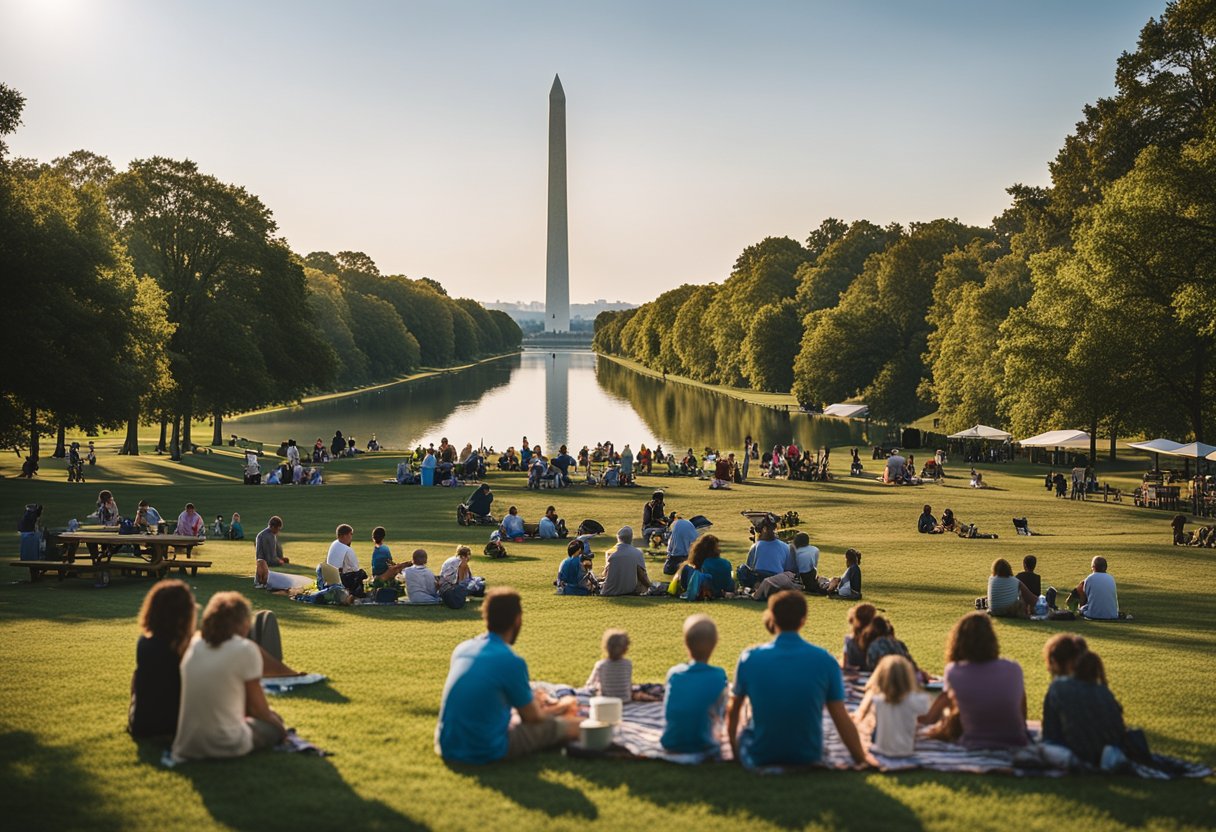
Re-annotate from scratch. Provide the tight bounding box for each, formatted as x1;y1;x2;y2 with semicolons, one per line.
842;603;877;669
661;614;728;755
585;629;659;702
854;655;930;758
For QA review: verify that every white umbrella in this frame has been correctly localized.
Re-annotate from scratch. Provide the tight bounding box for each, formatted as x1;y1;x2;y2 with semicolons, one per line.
947;424;1012;441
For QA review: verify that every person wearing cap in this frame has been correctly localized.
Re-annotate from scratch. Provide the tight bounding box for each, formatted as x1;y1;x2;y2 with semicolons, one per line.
601;527;649;596
642;491;672;539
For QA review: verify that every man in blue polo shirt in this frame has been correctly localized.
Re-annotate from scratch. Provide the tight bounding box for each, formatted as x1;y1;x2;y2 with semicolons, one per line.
436;588;578;764
664;516;700;575
728;590;872;768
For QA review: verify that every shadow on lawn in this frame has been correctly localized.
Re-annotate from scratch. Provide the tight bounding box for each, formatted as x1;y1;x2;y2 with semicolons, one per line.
170;745;430;831
0;731;130;831
454;758;599;820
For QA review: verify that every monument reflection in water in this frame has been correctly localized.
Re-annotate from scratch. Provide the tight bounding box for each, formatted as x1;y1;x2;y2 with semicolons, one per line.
231;350;874;454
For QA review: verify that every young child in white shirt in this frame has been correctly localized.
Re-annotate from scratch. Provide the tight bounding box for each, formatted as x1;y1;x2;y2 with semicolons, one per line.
854;654;930;757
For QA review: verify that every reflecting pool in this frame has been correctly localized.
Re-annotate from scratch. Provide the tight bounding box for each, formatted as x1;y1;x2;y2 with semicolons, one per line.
229;350;877;454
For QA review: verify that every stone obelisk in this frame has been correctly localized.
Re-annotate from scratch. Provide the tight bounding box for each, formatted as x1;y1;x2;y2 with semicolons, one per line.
545;74;570;333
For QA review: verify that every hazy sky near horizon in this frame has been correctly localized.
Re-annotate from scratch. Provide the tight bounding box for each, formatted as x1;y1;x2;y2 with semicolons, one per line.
3;0;1162;303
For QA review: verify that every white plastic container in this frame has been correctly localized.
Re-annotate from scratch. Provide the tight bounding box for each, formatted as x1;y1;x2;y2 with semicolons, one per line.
589;696;623;725
579;719;614;751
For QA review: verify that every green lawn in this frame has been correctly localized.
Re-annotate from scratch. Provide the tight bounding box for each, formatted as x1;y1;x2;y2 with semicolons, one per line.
1;442;1213;832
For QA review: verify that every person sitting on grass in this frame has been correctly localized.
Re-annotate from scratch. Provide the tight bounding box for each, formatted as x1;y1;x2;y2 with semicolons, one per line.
370;526;408;583
585;629;635;700
600;527;649;597
987;558;1037;617
1069;556;1120;620
917;504;943;534
538;505;567;539
556;540;591;596
690;534;734;597
176;503;204;537
170;592;287;762
500;506;527;542
435;588;579;764
728;591;872;769
129;579;197;739
439;546;477;594
325;523;367;598
661;614;729;756
1016;554;1042;597
1043;633;1088;680
792;532;820;593
404;549;442;604
254;516;298;591
642;490;672;539
737;518;793;589
462;483;495;523
664;515;701;575
940;508;958;533
854;654;931;758
824;548;863;599
228;512;245;541
841;602;878;670
920;612;1028;749
858;616;918;673
1041;642;1126;767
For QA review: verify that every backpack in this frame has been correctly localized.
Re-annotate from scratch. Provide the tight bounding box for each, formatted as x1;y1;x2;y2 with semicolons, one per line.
484;541;507;559
118;517;138;535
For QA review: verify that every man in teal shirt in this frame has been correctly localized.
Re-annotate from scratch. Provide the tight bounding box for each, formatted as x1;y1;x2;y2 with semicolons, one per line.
436;589;578;764
729;591;872;769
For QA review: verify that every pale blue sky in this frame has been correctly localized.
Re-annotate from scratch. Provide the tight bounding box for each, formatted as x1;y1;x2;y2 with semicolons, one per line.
2;0;1163;302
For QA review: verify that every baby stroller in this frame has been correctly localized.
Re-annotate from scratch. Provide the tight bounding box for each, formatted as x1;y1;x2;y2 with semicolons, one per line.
741;510;781;542
457;504;497;526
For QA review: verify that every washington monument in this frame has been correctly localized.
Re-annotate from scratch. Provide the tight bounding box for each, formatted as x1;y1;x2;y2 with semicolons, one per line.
545;74;570;333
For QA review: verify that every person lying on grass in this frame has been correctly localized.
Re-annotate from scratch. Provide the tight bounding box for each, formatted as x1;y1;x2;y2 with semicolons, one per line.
171;592;287;762
661;615;729;757
728;590;874;768
436;588;579;764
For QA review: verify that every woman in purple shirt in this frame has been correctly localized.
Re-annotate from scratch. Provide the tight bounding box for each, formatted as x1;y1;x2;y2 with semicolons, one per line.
921;613;1028;749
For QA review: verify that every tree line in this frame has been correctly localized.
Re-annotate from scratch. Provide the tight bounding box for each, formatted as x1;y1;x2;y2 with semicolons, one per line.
0;88;520;461
594;0;1216;454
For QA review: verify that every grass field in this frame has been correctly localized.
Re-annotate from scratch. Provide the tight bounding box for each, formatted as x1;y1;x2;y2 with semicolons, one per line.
1;440;1213;832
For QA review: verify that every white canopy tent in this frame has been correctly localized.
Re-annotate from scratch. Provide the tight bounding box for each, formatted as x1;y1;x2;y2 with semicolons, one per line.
1017;430;1092;449
1159;442;1216;460
947;424;1012;441
1127;438;1186;471
822;403;869;418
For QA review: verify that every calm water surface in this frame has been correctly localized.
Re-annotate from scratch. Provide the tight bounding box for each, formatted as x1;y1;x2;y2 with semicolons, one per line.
230;350;877;454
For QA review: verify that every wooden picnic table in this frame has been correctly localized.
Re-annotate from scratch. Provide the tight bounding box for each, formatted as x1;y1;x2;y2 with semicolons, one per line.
10;531;210;585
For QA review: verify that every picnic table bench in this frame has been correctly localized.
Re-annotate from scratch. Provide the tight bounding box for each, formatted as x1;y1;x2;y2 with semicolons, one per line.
10;531;211;585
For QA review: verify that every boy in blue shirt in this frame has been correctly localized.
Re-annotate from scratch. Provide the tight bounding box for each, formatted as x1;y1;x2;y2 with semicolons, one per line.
661;614;728;755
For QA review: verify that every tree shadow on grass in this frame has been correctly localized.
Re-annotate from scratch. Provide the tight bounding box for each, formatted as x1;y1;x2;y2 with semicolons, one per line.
0;730;130;831
451;757;599;820
169;746;430;832
566;757;926;831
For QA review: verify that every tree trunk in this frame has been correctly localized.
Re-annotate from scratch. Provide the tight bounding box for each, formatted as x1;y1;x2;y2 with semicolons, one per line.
53;424;66;458
170;414;181;461
1088;416;1098;467
157;413;168;454
28;406;39;460
212;412;223;446
1109;428;1117;462
182;417;192;454
122;410;140;456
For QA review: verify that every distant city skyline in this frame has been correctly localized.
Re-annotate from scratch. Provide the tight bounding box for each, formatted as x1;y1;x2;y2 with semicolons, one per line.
2;0;1164;303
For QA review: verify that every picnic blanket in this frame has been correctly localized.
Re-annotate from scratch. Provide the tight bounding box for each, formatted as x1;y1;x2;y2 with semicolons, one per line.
534;677;1211;779
262;673;327;694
